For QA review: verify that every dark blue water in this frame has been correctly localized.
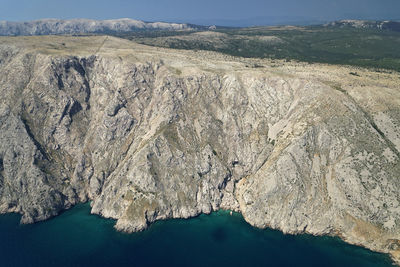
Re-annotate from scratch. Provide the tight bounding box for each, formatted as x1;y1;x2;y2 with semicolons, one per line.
0;203;393;267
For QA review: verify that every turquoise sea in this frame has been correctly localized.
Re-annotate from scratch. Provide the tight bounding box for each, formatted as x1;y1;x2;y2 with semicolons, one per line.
0;203;394;266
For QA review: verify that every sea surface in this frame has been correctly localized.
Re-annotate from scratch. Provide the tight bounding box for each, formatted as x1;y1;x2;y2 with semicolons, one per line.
0;203;394;267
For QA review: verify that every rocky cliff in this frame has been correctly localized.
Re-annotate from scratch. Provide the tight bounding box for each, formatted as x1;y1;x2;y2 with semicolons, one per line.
0;36;399;263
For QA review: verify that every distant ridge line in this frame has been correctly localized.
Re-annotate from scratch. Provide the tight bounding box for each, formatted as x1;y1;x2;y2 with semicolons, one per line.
0;18;202;36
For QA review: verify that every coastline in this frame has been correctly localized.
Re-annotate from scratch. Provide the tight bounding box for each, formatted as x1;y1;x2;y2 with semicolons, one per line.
0;203;394;266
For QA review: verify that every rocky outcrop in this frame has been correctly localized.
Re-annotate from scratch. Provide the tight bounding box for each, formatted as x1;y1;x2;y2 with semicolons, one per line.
0;36;399;264
0;18;194;36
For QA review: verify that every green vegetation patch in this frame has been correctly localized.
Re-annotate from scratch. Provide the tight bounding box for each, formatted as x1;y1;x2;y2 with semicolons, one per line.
112;26;400;72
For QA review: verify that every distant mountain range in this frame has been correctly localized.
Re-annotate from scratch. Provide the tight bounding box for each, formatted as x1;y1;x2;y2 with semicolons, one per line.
325;20;400;32
0;18;399;36
0;18;202;36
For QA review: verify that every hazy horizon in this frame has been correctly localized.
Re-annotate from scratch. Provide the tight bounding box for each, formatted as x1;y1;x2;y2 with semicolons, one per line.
0;0;399;27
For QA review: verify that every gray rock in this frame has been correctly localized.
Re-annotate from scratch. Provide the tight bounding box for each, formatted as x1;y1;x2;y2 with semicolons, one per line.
0;36;399;264
0;18;194;36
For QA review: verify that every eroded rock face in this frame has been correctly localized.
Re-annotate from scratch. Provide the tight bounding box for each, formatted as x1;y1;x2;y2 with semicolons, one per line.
0;36;399;263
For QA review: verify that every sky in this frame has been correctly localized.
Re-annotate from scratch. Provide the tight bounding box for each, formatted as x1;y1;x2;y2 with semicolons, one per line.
0;0;399;26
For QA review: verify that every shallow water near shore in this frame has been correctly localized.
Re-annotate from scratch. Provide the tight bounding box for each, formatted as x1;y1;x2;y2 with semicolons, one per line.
0;203;394;266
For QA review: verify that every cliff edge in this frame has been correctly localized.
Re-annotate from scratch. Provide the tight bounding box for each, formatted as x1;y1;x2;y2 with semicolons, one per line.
0;36;399;263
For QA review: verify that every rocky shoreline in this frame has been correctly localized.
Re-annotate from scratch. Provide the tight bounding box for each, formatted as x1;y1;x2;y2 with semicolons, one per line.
0;35;399;264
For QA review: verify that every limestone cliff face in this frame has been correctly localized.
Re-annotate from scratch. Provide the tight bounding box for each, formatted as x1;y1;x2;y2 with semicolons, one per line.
0;36;399;263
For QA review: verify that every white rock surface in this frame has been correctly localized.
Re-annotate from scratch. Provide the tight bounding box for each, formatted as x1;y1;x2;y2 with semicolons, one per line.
0;35;399;264
0;18;193;36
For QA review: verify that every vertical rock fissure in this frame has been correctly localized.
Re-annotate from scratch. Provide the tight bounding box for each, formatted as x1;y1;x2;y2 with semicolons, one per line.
20;116;49;161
